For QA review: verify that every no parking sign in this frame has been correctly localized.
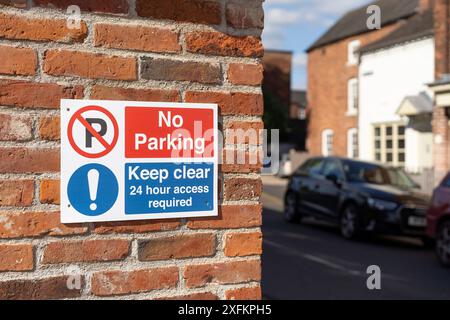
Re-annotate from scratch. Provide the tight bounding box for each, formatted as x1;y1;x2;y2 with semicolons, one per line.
60;99;218;223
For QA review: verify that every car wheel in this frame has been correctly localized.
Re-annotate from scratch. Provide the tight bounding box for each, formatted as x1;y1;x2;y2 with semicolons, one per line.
284;192;301;223
340;204;360;240
436;221;450;268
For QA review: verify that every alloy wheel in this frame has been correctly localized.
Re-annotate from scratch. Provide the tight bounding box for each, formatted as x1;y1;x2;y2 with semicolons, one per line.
437;222;450;267
341;205;358;239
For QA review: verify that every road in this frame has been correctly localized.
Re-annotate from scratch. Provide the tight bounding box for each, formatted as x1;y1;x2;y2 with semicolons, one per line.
261;176;450;300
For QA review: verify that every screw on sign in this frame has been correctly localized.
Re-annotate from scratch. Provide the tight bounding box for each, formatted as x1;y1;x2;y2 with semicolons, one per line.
67;106;119;158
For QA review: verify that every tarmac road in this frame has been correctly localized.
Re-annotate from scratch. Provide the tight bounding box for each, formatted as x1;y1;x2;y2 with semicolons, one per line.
261;176;450;300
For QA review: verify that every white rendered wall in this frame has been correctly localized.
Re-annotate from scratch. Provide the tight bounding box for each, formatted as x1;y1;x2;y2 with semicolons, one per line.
358;38;435;171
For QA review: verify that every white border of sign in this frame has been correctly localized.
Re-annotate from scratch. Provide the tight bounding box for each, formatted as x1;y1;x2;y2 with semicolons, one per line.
60;99;219;223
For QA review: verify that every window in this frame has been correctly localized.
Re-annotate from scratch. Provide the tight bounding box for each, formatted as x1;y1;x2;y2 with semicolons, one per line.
322;160;344;181
442;175;450;188
347;78;358;114
342;160;417;189
297;158;324;176
348;40;361;65
347;128;358;158
373;123;406;166
322;129;334;156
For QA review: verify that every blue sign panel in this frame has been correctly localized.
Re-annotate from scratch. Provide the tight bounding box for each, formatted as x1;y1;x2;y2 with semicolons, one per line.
125;162;214;215
67;164;119;216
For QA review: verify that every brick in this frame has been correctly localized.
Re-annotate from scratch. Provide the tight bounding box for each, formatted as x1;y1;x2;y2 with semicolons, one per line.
91;267;179;296
39;179;60;204
0;244;33;271
0;13;87;43
0;147;59;173
158;292;219;300
0;114;33;141
225;120;264;145
187;205;262;229
0;276;83;300
0;80;83;109
0;46;37;76
94;220;181;234
44;50;137;81
136;0;221;25
224;232;262;257
186;32;263;57
226;1;264;29
91;85;180;102
228;63;263;86
0;0;27;8
34;0;129;14
0;180;34;207
38;116;60;141
95;24;180;53
138;233;216;261
42;239;130;264
224;177;262;201
184;260;261;288
226;286;261;300
221;149;263;173
141;58;221;84
185;91;263;115
0;211;87;239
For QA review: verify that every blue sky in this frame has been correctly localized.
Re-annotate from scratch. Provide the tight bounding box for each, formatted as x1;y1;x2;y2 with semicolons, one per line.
262;0;371;90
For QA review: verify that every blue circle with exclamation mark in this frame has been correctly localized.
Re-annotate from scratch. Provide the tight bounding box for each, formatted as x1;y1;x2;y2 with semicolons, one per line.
67;164;118;216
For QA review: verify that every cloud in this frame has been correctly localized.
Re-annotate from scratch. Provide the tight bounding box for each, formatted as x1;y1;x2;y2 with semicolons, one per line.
266;8;302;25
293;53;307;67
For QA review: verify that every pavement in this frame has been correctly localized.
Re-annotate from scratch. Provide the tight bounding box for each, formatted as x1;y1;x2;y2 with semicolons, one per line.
261;175;450;300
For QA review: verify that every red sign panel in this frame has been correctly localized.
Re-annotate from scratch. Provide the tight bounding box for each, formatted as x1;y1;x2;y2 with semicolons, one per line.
125;107;214;159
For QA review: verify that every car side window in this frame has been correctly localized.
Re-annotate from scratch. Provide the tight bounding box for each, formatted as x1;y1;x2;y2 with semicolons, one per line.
322;160;344;181
306;159;324;176
444;175;450;188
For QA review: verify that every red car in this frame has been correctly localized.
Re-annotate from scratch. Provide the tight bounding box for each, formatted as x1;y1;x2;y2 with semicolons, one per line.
427;173;450;267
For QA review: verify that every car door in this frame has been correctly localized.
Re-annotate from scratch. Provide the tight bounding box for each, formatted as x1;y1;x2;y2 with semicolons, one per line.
315;159;345;218
298;158;326;215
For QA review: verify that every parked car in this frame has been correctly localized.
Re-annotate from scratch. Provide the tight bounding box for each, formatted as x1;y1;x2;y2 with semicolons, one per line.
427;173;450;267
278;153;292;178
284;157;432;245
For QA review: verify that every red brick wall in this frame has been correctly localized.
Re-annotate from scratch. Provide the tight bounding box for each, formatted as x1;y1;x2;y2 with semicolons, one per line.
433;0;450;183
0;0;264;300
307;23;402;156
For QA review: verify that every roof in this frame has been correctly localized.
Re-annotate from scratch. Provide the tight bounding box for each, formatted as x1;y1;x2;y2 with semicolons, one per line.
291;90;307;107
396;92;433;116
306;0;420;52
360;9;434;53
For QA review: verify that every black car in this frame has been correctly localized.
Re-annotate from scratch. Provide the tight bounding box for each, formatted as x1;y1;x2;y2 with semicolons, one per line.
284;157;432;245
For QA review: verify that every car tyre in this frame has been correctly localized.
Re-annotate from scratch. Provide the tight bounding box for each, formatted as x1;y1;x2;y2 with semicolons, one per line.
436;221;450;268
284;192;301;223
340;203;360;240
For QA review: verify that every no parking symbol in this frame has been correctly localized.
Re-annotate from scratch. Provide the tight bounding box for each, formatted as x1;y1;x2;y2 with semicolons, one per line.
67;105;118;159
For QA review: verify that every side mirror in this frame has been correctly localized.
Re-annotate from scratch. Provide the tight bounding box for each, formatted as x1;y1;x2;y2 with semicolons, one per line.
326;174;341;186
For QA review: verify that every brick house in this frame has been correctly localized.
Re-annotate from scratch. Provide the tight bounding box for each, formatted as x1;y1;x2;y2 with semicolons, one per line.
428;0;450;184
307;0;425;157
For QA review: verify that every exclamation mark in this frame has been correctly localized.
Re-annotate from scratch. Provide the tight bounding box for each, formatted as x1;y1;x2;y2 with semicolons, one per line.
88;169;99;211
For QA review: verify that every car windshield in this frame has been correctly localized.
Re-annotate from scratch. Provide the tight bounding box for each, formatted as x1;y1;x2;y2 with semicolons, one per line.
343;160;417;189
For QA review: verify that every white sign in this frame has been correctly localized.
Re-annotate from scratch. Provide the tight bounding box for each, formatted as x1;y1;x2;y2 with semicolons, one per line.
60;99;218;223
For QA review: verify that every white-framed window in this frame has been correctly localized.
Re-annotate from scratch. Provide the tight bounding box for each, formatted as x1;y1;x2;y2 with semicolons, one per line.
347;78;358;114
373;123;406;166
348;39;361;65
322;129;334;156
347;128;358;158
